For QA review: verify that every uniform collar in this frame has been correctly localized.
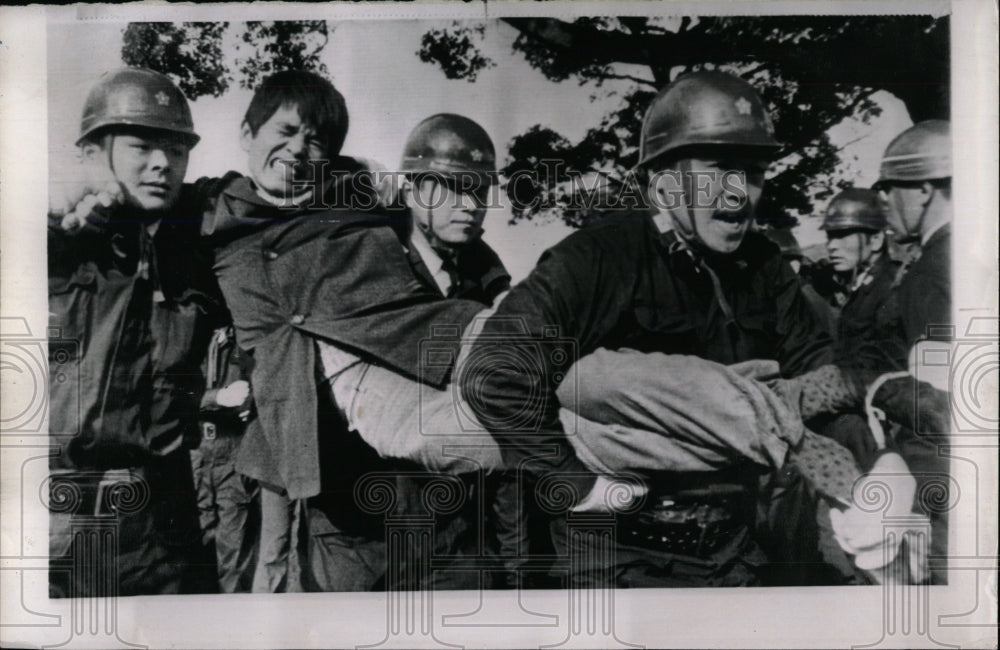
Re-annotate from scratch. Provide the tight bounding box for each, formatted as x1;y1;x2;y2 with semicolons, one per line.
410;226;446;277
409;227;455;296
922;220;949;247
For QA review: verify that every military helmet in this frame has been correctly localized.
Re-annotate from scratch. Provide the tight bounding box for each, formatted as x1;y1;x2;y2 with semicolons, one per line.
878;120;951;182
637;70;781;169
821;188;886;232
77;68;199;147
762;227;803;259
400;114;496;176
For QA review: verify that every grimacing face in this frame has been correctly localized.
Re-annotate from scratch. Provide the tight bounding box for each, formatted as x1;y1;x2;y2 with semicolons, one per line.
407;177;490;248
652;153;768;254
85;131;190;213
241;104;329;200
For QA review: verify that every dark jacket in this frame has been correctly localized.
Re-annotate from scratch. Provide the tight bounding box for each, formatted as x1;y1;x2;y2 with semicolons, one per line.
898;224;952;344
405;235;511;304
198;173;483;499
48;207;223;470
834;253;907;370
461;213;834;491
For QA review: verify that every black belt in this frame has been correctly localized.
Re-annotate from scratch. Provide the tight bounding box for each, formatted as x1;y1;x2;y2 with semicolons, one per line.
199;421;243;440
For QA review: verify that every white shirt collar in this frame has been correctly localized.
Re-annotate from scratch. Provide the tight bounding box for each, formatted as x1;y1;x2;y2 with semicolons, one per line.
651;211;673;234
410;227;452;296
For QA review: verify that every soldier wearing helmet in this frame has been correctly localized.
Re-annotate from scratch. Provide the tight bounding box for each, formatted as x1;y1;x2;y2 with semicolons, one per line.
821;188;904;367
824;188;888;277
865;120;953;585
874;120;952;346
461;70;841;587
639;71;780;254
48;68;221;597
75;67;199;215
397;114;510;303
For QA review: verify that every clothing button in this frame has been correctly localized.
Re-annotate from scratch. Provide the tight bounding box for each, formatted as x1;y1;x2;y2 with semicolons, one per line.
291;314;305;325
264;250;279;260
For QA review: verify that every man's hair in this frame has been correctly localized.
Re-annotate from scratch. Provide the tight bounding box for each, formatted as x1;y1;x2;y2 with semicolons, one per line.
242;70;349;156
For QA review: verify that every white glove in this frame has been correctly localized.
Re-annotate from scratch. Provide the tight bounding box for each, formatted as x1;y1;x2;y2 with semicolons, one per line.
216;380;250;408
830;452;929;580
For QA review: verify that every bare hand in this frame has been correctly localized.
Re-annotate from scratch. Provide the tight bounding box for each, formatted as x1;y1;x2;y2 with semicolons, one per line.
216;380;251;408
58;182;124;233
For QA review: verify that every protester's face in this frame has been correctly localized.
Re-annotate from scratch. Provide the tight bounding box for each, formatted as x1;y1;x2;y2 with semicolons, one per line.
91;132;189;213
241;104;328;199
654;153;767;254
826;231;880;272
408;178;489;247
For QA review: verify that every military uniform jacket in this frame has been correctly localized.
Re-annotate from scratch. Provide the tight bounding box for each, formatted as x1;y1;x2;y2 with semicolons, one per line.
898;224;952;345
834;253;907;370
48;208;223;470
198;173;484;499
462;213;834;488
405;235;511;304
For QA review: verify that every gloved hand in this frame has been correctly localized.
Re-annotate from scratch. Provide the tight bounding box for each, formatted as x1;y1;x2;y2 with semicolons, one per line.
829;451;929;582
872;375;951;438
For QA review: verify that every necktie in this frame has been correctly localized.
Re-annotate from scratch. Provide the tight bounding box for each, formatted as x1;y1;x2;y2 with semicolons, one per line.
440;254;461;298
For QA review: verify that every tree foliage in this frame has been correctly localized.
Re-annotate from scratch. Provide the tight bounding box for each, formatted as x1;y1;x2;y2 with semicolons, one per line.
121;21;332;101
235;21;330;90
418;15;949;224
418;23;495;81
122;22;231;98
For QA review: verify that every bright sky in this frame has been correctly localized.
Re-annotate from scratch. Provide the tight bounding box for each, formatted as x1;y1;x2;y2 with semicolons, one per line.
48;19;913;282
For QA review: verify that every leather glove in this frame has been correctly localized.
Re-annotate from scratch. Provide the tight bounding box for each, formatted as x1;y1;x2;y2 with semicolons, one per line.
871;375;951;438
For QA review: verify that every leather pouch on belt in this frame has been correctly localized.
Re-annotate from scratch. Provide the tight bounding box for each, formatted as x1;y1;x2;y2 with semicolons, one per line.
618;487;745;558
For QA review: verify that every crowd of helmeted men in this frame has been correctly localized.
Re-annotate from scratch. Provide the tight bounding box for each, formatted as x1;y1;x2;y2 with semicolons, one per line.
47;66;953;596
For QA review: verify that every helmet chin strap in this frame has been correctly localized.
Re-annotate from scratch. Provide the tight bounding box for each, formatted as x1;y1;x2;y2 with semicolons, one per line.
913;185;935;241
668;159;698;243
851;232;872;286
416;178;453;257
104;133;117;177
102;132;137;219
893;185;934;243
